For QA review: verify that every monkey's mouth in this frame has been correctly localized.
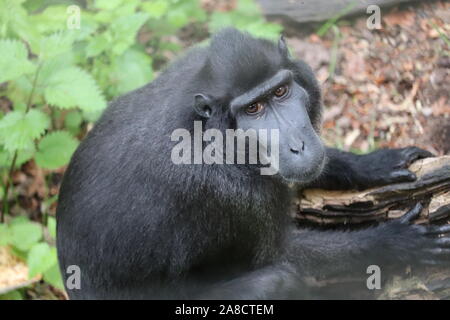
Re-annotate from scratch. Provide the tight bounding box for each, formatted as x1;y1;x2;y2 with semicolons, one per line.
278;148;326;184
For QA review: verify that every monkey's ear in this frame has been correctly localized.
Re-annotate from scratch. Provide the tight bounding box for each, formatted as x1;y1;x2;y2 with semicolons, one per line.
278;35;290;58
194;94;212;119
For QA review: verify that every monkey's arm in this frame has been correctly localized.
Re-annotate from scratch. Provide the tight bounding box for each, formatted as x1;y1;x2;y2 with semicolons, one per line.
307;147;433;190
286;204;450;279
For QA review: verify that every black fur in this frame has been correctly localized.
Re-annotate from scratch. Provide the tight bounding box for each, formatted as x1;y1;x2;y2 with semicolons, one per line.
57;29;448;299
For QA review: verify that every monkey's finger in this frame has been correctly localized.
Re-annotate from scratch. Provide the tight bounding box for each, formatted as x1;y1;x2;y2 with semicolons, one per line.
425;225;450;235
400;203;423;223
401;147;435;164
388;169;417;183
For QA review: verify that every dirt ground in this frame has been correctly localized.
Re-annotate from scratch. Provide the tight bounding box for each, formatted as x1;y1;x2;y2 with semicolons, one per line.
286;0;450;155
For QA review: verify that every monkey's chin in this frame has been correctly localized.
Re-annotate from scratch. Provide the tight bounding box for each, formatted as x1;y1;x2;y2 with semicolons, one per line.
278;157;326;185
279;169;322;185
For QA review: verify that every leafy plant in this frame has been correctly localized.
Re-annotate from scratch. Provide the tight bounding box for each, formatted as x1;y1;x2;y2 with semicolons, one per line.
0;0;154;296
316;2;356;81
0;216;63;290
316;1;357;37
208;0;282;40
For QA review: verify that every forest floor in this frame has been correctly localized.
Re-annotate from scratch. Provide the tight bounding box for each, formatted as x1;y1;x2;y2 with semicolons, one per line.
286;0;450;156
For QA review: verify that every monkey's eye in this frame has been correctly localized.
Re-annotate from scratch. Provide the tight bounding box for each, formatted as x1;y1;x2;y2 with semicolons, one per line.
245;102;264;115
274;85;288;98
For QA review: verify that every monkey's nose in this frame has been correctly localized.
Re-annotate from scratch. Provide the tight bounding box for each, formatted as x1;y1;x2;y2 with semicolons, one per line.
290;141;305;154
287;128;305;154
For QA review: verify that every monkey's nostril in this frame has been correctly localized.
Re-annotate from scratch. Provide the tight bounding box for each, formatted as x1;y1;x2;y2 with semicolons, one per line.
290;141;305;154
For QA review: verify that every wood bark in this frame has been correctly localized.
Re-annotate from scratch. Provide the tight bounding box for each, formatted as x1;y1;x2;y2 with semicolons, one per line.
295;156;450;299
296;156;450;226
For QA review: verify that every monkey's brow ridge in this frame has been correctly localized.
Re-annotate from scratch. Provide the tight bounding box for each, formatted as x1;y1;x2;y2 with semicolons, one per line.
230;70;293;114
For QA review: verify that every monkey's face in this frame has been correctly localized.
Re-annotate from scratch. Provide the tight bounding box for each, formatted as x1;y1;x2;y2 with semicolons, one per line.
230;70;326;183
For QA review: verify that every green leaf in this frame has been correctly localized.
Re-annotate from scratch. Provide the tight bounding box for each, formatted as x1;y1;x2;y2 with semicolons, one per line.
167;10;189;29
28;5;69;34
141;0;168;19
85;33;110;57
0;290;23;300
28;5;97;41
0;0;41;49
64;110;83;135
10;221;43;251
47;217;57;239
110;49;153;95
242;22;282;40
110;12;149;55
10;216;29;225
35;131;79;169
114;0;141;17
23;0;46;12
208;0;282;39
237;0;262;14
64;110;83;128
39;53;75;86
0;110;50;152
43;262;64;290
0;39;35;83
0;146;35;169
36;31;75;60
94;0;124;10
44;67;106;112
82;109;103;123
208;12;235;33
0;223;11;246
169;0;206;24
27;243;56;278
6;75;35;110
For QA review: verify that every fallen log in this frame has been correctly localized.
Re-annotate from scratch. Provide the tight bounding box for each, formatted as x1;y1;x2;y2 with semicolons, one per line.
258;0;429;25
296;156;450;227
295;155;450;299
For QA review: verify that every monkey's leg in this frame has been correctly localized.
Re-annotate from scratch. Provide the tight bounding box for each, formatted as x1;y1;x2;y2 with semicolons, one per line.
193;263;307;299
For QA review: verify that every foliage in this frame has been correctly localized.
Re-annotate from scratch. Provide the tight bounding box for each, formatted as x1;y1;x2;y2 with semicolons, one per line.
208;0;282;40
0;0;281;298
0;216;62;290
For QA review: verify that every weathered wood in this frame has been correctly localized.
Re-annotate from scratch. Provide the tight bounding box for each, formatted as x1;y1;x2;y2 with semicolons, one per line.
296;156;450;299
296;156;450;226
258;0;427;24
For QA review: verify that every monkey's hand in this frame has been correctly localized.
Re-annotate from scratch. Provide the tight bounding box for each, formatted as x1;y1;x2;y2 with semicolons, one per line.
380;203;450;267
353;147;433;190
